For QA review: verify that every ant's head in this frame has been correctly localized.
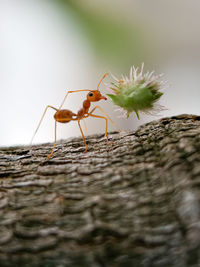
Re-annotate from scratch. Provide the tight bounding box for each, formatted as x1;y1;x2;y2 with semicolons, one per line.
87;90;107;102
87;73;108;102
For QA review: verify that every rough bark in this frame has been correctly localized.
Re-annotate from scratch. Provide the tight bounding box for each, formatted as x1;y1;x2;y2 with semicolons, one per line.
0;114;200;267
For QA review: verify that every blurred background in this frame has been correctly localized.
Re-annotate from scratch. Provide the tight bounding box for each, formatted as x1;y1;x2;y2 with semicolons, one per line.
0;0;200;146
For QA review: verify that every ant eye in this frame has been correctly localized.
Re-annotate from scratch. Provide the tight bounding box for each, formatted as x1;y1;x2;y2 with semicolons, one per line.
88;92;93;97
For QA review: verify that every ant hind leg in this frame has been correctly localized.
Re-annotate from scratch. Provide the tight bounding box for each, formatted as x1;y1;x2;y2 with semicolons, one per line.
30;105;58;145
78;120;87;152
47;120;57;159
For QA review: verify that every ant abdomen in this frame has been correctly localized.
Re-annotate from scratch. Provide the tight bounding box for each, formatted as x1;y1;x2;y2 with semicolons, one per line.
54;109;76;123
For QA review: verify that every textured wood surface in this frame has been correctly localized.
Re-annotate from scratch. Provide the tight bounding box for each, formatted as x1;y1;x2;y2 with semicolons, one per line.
0;114;200;266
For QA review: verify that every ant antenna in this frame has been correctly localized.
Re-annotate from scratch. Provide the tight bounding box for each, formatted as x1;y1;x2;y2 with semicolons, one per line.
97;73;108;90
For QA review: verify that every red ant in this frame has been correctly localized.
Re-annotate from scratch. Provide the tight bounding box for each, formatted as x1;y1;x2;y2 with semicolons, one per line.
31;73;119;158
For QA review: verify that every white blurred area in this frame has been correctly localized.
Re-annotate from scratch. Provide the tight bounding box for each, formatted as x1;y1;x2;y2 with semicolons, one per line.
0;0;98;146
0;0;200;147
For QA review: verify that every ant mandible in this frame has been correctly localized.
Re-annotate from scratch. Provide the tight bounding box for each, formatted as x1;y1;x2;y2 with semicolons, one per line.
31;73;118;159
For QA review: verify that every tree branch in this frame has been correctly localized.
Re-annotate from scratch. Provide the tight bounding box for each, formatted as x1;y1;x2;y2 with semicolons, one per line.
0;114;200;266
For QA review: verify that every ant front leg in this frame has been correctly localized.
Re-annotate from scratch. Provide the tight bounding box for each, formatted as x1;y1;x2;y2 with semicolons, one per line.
89;105;121;133
87;108;110;145
88;113;109;144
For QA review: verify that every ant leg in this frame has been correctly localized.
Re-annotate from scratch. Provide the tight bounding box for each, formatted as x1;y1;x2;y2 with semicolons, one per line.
89;105;121;132
59;89;92;110
78;120;87;152
88;113;109;144
47;120;57;159
30;105;58;144
82;119;87;135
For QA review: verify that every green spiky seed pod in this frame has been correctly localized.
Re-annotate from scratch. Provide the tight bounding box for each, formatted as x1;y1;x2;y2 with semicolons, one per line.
107;64;164;119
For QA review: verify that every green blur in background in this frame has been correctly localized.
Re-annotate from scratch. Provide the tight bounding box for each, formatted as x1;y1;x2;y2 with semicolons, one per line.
55;0;147;70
